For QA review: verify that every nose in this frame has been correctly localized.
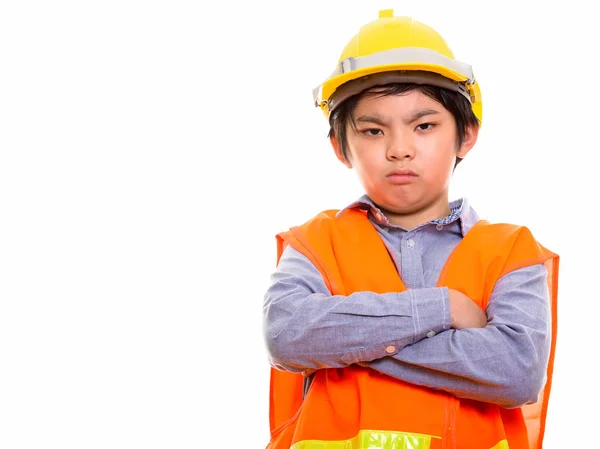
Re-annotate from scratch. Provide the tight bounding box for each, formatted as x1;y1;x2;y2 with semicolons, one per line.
386;134;415;161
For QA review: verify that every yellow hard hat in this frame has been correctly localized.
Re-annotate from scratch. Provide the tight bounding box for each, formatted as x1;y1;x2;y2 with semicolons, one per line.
313;9;482;123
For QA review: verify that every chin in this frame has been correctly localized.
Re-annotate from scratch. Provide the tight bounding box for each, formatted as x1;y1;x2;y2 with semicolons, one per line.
374;197;420;214
386;204;421;215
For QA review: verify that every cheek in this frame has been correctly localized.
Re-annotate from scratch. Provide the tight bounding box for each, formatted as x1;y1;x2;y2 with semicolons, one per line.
422;140;456;168
355;156;381;179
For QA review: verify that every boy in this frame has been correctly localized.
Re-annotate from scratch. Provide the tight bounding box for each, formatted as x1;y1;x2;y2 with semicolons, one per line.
262;9;558;449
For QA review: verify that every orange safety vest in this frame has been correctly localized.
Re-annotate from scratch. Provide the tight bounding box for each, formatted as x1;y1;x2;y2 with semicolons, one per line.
266;208;559;449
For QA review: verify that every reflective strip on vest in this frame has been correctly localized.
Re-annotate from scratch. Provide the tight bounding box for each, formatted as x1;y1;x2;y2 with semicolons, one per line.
291;430;510;449
291;430;440;449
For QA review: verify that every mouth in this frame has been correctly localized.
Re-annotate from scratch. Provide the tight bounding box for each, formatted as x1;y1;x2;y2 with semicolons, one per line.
386;168;418;184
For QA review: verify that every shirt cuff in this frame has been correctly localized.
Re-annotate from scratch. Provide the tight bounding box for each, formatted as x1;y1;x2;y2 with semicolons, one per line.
409;287;451;343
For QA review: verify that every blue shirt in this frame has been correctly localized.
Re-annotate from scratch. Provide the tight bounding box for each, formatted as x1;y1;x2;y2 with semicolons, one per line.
263;196;551;408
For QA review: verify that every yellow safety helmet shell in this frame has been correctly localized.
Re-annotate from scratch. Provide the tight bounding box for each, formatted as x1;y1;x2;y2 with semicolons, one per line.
313;9;482;123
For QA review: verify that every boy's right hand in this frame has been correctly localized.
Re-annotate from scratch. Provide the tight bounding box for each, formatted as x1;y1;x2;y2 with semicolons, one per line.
448;289;487;329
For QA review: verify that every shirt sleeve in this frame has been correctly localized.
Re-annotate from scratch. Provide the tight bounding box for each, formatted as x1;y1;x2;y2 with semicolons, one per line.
364;264;551;408
263;246;452;373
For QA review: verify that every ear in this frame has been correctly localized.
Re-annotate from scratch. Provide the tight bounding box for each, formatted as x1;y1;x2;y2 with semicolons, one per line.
330;135;352;168
456;124;480;158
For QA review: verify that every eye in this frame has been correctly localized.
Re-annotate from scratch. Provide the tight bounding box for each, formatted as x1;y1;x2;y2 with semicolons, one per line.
361;128;383;136
416;123;435;131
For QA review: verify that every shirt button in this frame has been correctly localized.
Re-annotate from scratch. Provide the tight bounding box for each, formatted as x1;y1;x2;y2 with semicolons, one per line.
436;224;443;231
426;330;436;338
385;345;396;354
406;239;415;248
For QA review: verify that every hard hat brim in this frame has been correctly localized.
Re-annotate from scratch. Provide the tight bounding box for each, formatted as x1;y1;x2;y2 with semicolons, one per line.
313;47;482;123
325;70;473;115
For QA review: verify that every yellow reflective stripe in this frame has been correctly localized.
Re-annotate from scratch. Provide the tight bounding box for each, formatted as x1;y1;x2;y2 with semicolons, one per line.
291;430;440;449
490;440;509;449
291;431;510;449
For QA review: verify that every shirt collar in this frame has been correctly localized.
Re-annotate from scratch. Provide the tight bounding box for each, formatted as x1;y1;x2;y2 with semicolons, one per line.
336;194;480;236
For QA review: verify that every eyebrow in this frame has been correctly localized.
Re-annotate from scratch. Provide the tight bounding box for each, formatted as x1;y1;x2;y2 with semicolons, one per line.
355;109;440;127
355;115;389;126
406;109;440;123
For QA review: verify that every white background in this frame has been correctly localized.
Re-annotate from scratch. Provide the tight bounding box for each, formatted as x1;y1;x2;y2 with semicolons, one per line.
0;1;597;448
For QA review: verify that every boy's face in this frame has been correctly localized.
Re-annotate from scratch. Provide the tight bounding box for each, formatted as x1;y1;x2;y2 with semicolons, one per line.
332;89;477;221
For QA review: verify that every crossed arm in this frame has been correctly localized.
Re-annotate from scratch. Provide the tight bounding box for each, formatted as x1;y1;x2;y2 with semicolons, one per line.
262;246;550;408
